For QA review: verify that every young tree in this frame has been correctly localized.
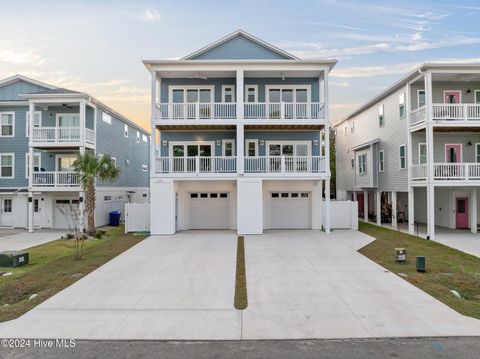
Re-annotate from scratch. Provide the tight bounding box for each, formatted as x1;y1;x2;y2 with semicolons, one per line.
73;152;120;235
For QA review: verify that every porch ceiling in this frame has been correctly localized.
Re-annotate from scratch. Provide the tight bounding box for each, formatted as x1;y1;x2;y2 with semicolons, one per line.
156;125;236;131
415;127;480;133
245;124;324;130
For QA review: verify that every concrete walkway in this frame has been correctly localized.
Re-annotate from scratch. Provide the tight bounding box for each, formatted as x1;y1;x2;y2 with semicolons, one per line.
0;230;64;251
1;230;480;340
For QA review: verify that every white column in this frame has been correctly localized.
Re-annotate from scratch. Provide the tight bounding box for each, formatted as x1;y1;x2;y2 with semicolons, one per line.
408;188;415;234
391;191;397;230
236;70;244;119
237;124;244;174
325;179;331;233
425;71;434;183
471;187;477;234
353;191;357;201
79;192;85;233
79;101;86;145
237;178;263;234
363;190;368;222
150;71;158;177
150;179;176;235
28;193;33;233
427;185;435;239
376;190;381;226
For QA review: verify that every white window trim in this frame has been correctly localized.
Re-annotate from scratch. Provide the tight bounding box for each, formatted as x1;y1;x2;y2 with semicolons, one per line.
399;93;406;118
444;143;463;162
399;144;406;169
25;152;41;179
378;105;384;127
142;164;148;172
0;153;15;178
111;157;117;168
168;85;216;103
378;150;384;172
476;143;480;163
244;85;258;103
221;139;235;156
358;153;367;175
221;85;235;103
25;111;42;137
168;141;216;157
418;143;427;164
136;130;140;143
245;139;259;157
475;90;480;104
0;112;15;137
102;112;112;124
443;90;462;104
124;124;128;138
417;89;426;108
265;141;312;157
56;113;80;128
265;85;312;103
142;134;148;143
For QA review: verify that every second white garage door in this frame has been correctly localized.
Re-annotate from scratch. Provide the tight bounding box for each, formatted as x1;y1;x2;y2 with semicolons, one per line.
189;192;230;229
269;192;311;229
54;199;80;229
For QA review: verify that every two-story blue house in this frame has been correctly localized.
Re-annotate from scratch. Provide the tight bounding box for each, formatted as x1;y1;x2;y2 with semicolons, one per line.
144;30;336;234
0;75;150;231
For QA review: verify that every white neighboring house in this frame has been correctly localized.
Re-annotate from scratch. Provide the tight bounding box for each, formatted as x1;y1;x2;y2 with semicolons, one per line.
143;30;336;234
335;63;480;239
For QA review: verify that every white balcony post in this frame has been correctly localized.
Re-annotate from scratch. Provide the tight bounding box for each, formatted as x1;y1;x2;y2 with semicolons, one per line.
195;156;200;174
427;185;435;240
236;70;244;119
28;193;33;233
325;179;331;234
464;104;468;121
281;102;285;120
408;188;415;234
376;190;382;226
150;71;158;177
471;188;477;234
237;124;244;174
425;71;434;184
195;102;200;119
391;191;397;230
80;101;86;145
465;163;469;180
363;190;368;222
28;101;35;145
281;156;286;174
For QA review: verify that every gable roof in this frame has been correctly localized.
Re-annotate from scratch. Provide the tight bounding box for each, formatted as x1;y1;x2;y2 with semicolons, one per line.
181;30;299;60
0;74;57;90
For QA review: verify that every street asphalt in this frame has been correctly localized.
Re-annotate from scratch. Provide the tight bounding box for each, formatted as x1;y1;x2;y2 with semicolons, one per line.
1;337;480;359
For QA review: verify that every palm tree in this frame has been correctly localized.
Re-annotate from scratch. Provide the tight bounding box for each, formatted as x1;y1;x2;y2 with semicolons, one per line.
73;152;120;235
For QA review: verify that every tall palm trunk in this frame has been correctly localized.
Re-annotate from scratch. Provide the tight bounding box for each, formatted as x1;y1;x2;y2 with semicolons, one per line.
86;183;96;235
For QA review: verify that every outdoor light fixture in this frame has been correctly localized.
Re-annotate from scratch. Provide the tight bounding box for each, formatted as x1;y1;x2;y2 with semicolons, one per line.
162;140;167;146
260;140;265;146
216;140;221;146
28;196;33;203
313;140;318;145
79;197;83;203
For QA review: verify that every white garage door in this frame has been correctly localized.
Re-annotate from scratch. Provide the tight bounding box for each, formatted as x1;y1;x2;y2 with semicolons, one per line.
189;192;230;229
54;199;80;229
269;192;311;229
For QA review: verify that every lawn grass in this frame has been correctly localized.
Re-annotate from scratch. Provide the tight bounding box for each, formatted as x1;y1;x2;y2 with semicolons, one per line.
0;226;147;323
359;221;480;319
234;236;248;310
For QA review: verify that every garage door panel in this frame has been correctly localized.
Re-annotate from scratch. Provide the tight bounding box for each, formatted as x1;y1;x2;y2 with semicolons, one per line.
269;192;311;229
189;193;229;229
54;199;80;229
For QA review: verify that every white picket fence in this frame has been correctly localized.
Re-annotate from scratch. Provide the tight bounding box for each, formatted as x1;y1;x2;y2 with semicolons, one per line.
322;200;358;230
124;203;150;233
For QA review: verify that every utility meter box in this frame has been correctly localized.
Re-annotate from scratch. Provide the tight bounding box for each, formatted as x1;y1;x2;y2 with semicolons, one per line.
395;248;406;263
0;251;29;267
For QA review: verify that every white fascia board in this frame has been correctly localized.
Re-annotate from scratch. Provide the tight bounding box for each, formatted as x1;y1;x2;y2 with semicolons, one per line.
0;74;57;90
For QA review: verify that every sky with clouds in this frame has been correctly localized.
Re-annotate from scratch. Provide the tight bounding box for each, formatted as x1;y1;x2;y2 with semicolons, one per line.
1;0;479;129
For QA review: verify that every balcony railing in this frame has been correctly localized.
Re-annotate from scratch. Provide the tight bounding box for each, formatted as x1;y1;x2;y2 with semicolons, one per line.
411;163;480;181
244;156;326;173
31;127;95;145
410;106;426;125
155;102;325;120
432;104;480;121
244;102;324;119
156;156;237;174
32;171;79;187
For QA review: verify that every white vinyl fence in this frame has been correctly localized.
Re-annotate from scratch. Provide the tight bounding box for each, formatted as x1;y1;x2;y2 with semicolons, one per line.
322;200;358;230
125;203;150;233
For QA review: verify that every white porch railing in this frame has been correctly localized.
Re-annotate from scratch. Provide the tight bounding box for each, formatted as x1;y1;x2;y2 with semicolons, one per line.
155;103;237;120
409;106;426;125
244;156;326;174
31;127;95;144
410;164;427;180
32;171;79;187
156;156;237;173
434;163;480;180
432;104;480;121
244;102;324;119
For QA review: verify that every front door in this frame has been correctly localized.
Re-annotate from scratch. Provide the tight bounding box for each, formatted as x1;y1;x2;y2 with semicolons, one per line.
445;144;461;163
444;91;461;104
33;198;46;228
357;193;364;218
456;197;469;229
0;197;13;227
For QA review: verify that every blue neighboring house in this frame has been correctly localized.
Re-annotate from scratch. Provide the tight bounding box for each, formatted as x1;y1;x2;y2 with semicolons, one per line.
143;30;336;235
0;75;150;230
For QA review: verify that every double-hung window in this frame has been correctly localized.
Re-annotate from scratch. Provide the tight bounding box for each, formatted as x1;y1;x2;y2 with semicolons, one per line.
419;143;427;164
0;113;14;137
399;93;406;118
418;90;426;107
378;105;384;127
0;154;14;178
358;154;367;175
379;150;384;172
399;145;406;169
124;124;128;138
136;131;140;143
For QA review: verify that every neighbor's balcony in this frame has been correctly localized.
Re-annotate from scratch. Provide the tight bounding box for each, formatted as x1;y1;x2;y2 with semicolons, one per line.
410;104;480;126
154;102;325;121
32;171;80;189
411;163;480;181
31;127;95;147
155;156;326;177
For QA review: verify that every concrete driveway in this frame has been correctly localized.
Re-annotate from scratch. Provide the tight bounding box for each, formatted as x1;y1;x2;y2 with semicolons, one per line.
0;230;480;340
0;230;64;251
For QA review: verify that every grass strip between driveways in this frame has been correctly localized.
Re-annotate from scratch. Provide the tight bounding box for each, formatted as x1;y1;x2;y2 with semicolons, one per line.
0;226;147;323
358;221;480;319
234;236;248;310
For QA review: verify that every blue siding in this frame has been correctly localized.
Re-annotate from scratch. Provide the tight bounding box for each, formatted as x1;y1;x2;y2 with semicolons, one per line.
161;78;320;103
190;35;290;60
161;131;320;157
0;80;49;101
95;108;149;188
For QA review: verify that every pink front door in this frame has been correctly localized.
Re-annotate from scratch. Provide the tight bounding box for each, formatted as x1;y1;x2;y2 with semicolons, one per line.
445;144;461;163
444;91;461;104
456;197;469;229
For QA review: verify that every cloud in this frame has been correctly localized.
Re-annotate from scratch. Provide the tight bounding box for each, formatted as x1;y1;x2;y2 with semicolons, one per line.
137;9;161;22
331;81;350;88
0;49;45;65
